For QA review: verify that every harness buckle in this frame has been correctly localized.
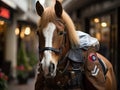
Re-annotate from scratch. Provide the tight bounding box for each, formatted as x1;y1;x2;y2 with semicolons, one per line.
71;61;84;72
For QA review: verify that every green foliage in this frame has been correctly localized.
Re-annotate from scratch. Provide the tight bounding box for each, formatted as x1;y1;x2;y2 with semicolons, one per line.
0;78;7;90
17;41;37;80
17;41;33;70
27;51;37;67
17;42;29;69
17;41;31;80
16;65;28;79
0;71;8;90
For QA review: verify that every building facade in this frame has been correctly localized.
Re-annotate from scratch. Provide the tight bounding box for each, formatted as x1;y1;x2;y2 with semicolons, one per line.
0;0;39;78
63;0;120;89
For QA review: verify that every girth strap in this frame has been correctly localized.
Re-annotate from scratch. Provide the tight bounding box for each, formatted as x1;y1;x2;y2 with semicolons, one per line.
66;61;84;89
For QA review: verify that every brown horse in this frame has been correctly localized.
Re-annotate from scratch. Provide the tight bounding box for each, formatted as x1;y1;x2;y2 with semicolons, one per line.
35;0;117;90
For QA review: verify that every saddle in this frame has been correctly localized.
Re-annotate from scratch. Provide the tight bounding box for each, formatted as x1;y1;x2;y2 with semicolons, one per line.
66;46;108;90
68;31;108;76
68;31;100;63
68;47;108;76
66;31;108;89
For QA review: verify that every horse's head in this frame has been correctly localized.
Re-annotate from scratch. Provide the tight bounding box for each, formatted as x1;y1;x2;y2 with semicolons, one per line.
36;1;69;78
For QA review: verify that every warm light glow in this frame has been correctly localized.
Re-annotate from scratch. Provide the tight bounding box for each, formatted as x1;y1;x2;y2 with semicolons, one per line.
24;27;31;35
15;28;20;35
0;20;5;25
101;22;107;27
94;18;99;23
20;31;25;38
96;32;101;41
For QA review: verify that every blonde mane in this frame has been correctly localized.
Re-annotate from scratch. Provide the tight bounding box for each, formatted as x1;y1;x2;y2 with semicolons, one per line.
38;7;80;49
62;10;80;48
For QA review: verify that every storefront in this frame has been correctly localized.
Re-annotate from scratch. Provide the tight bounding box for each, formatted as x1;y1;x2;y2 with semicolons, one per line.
86;10;120;89
0;6;12;59
63;0;120;88
0;0;39;79
0;20;6;63
0;2;13;78
89;14;116;62
83;6;119;89
16;20;37;50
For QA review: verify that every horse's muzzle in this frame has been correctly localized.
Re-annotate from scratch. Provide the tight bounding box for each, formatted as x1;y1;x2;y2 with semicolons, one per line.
43;62;56;78
49;62;55;74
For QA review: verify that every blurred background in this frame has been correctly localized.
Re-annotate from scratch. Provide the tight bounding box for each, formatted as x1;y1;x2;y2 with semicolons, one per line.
0;0;120;90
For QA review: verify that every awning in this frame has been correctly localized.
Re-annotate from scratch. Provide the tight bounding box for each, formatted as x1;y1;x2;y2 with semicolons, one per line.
1;0;17;9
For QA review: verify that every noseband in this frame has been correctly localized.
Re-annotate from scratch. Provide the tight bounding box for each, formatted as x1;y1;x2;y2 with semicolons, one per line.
39;47;62;54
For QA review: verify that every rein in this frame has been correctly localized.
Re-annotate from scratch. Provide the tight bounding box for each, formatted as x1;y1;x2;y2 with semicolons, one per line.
57;51;70;73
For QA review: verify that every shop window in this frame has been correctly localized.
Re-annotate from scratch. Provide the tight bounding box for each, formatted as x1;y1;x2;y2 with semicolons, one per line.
89;15;110;59
0;20;7;63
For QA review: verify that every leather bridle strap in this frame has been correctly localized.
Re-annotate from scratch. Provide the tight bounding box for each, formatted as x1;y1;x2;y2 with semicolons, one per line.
39;47;62;54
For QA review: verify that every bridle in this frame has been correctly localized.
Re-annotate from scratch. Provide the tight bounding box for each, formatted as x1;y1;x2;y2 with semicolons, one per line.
37;19;84;89
37;18;70;73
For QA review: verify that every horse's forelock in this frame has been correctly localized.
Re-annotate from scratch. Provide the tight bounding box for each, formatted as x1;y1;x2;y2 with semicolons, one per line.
39;7;56;29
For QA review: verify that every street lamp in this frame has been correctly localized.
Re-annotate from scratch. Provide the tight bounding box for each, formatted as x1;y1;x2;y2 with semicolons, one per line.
15;28;20;35
101;22;107;27
94;18;99;23
24;26;31;35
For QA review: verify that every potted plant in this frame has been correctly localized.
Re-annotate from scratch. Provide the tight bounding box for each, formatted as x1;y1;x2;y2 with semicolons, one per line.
0;69;8;90
16;65;29;84
17;41;32;84
27;51;37;78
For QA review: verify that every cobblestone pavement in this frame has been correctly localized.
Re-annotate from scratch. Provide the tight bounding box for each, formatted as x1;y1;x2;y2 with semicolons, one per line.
7;78;35;90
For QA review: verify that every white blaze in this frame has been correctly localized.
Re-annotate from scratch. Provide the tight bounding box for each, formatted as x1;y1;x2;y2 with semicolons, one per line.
43;23;55;48
41;22;56;72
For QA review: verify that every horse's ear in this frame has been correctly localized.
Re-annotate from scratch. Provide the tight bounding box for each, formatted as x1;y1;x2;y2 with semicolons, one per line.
55;0;63;18
36;1;44;16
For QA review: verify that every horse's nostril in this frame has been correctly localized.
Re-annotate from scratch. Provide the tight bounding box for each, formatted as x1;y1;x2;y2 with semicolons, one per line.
49;62;55;73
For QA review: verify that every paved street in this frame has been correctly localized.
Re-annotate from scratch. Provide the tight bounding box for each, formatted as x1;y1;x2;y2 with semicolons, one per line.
8;78;35;90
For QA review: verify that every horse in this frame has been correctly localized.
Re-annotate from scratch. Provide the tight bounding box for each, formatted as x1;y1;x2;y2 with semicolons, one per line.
35;0;117;90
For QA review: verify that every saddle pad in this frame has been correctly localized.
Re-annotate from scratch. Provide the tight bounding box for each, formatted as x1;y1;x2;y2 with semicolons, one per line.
76;31;99;50
67;48;84;62
68;31;100;62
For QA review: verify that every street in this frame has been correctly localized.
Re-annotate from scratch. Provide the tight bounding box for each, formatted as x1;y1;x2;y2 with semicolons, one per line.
8;78;35;90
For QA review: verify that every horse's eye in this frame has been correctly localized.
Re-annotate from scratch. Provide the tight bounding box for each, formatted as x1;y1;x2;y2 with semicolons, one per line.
58;31;64;35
